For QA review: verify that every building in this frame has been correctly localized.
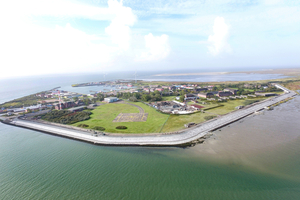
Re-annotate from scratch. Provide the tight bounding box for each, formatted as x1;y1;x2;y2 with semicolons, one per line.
155;88;164;92
68;106;86;112
191;104;204;110
184;94;198;100
104;97;118;103
198;92;214;98
224;88;238;95
194;88;208;92
217;91;233;97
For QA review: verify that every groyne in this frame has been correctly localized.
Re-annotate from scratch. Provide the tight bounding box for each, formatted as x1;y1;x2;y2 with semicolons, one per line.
2;84;297;147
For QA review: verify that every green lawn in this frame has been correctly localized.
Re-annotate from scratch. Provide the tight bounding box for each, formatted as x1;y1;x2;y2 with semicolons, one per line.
73;102;169;133
162;96;177;101
161;112;216;133
201;97;268;115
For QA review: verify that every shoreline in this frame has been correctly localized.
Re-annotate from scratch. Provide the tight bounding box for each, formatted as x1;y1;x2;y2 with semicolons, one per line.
2;84;297;147
153;68;300;77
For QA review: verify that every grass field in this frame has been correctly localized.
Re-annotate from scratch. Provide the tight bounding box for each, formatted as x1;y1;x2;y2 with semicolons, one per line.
161;112;215;133
73;102;169;133
162;96;177;101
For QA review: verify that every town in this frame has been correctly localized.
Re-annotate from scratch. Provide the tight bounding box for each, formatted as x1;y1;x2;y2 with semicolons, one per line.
0;79;288;134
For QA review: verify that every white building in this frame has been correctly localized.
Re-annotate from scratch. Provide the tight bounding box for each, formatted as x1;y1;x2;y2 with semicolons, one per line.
104;97;118;103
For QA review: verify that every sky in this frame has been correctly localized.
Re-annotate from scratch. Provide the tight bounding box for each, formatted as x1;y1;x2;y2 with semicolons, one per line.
0;0;300;78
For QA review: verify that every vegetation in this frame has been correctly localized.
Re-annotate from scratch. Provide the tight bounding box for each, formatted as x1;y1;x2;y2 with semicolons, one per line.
77;124;89;128
72;102;169;133
40;110;92;124
92;126;105;131
0;94;46;109
204;115;216;121
242;99;260;106
161;112;217;133
116;126;127;129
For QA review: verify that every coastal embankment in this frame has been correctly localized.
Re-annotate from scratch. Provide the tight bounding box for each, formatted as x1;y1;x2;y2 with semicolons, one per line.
2;84;297;147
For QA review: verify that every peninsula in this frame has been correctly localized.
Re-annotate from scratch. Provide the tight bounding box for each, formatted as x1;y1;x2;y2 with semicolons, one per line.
1;73;298;146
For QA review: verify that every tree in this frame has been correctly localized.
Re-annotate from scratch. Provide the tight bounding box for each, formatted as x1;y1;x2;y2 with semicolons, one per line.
73;97;79;102
180;95;185;102
129;96;138;102
83;98;90;105
142;94;151;102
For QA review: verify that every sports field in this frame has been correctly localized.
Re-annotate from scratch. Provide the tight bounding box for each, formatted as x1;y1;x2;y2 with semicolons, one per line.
73;102;169;133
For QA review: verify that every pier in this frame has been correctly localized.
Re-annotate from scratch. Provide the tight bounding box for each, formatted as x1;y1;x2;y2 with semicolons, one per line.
3;84;297;146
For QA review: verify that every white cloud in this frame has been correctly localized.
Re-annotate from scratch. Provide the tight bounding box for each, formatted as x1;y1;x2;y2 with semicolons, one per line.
105;0;137;50
0;0;114;21
207;17;231;56
138;33;170;61
0;22;116;78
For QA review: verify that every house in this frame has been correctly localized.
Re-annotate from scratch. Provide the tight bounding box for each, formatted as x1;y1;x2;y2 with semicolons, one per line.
194;88;208;92
217;91;233;97
198;92;214;98
224;88;238;95
155;88;164;92
104;97;118;103
184;94;198;100
207;86;214;90
68;106;86;112
143;88;150;93
169;86;176;91
191;104;204;110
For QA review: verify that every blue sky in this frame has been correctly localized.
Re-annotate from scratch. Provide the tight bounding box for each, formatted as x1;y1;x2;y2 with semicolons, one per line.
0;0;299;78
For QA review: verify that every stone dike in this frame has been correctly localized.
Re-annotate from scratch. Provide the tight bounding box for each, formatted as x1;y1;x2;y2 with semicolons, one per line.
2;85;297;147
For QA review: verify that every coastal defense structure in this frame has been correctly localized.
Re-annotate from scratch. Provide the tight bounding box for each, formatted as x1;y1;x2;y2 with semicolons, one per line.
4;84;297;147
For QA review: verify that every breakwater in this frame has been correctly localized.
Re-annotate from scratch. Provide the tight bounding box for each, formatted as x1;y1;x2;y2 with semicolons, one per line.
2;84;297;146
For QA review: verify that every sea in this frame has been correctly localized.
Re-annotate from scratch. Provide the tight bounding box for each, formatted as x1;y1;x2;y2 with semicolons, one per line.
0;70;299;200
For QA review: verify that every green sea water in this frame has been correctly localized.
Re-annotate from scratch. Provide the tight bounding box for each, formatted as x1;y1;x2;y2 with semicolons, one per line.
1;96;300;200
1;74;300;200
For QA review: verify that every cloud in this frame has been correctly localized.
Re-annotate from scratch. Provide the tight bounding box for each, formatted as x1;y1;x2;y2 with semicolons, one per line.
0;0;114;21
0;22;116;78
207;17;231;56
138;33;170;61
105;0;137;50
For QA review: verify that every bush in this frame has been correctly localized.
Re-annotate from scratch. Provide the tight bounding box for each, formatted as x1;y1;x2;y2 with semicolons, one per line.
93;126;105;131
40;110;92;124
204;115;216;121
77;124;89;128
116;126;127;129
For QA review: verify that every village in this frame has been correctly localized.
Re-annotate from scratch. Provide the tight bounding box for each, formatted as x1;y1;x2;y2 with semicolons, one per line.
0;80;283;117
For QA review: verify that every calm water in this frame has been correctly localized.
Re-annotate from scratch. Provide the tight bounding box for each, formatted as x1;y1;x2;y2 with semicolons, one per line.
0;73;300;199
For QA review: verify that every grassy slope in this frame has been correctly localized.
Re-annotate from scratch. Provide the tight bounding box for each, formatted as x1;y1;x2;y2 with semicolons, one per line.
73;102;169;134
161;97;269;133
161;112;215;133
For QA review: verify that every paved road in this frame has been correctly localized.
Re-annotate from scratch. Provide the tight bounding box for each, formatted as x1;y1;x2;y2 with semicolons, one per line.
6;84;297;146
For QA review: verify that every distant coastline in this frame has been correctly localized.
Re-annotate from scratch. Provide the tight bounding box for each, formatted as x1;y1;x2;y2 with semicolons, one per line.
153;68;300;77
154;72;228;76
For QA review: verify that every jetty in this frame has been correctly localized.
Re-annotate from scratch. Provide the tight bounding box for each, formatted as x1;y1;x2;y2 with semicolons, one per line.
2;84;297;146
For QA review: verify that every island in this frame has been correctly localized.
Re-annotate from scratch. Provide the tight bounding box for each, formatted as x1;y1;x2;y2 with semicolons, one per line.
1;69;299;146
